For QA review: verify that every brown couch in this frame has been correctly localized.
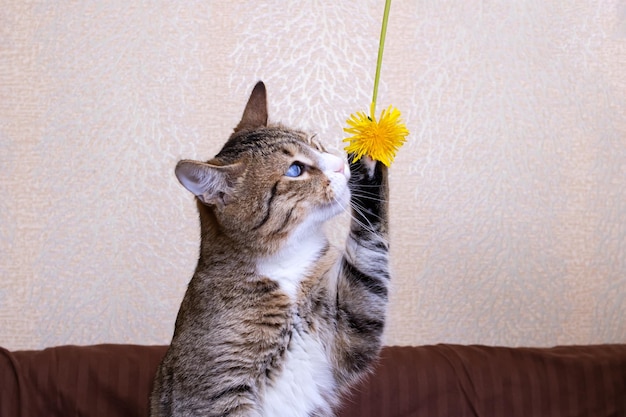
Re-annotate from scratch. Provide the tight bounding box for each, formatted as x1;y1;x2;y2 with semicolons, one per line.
1;344;625;417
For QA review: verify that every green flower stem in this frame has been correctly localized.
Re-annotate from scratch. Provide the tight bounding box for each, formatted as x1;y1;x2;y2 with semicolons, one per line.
371;0;392;118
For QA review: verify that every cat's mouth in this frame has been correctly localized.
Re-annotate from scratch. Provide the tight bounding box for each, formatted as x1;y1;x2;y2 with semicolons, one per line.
324;175;351;216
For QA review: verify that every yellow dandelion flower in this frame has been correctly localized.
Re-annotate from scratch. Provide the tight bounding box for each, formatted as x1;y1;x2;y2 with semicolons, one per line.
343;0;409;166
343;105;409;167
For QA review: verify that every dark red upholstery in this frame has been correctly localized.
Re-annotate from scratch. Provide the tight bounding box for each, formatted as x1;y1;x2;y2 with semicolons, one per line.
1;344;625;417
340;344;626;417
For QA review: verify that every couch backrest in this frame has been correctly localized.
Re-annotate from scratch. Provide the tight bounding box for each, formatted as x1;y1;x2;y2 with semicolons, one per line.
340;344;626;417
1;344;163;417
2;344;626;417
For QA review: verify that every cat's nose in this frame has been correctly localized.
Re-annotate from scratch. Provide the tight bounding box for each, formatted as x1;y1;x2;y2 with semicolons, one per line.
337;162;350;177
333;161;347;174
323;153;347;175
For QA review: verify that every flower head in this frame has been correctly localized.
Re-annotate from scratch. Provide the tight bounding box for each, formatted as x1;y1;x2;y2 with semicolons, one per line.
343;104;409;166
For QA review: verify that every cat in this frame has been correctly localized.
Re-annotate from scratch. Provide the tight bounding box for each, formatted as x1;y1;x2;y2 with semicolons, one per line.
150;81;390;417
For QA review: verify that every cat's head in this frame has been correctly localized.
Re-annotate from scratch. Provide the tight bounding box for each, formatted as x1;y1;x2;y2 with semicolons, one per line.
175;82;350;254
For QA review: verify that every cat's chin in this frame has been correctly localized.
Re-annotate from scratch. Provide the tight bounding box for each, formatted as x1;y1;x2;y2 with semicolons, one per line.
316;192;350;224
334;187;351;214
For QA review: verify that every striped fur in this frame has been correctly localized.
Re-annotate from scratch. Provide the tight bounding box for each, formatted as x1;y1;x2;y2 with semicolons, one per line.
151;82;390;417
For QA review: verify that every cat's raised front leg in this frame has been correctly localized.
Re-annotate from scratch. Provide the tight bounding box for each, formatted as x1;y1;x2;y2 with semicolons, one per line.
333;155;390;386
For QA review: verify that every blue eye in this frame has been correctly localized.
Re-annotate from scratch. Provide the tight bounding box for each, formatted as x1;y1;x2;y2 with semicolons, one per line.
285;162;304;177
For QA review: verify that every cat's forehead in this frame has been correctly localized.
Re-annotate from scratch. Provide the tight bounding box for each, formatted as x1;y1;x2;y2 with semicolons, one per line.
215;127;320;162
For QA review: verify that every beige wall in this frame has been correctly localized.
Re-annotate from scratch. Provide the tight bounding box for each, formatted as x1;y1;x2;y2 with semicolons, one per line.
1;1;625;350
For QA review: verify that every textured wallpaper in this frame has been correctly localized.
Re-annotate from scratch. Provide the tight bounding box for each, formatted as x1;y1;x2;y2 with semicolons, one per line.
1;1;625;350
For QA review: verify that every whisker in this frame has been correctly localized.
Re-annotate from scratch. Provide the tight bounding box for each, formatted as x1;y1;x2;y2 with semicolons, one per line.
350;190;387;201
347;182;383;188
332;194;387;237
333;196;377;234
350;201;385;227
331;195;390;248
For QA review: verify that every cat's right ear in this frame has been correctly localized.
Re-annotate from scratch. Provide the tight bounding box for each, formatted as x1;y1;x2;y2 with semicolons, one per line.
175;160;243;207
234;81;268;132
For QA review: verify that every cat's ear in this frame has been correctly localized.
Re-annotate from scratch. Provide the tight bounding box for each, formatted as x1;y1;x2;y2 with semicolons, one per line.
175;160;244;207
234;81;268;132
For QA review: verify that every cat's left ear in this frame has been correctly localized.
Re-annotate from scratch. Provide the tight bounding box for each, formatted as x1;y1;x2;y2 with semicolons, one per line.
175;160;243;207
234;81;268;132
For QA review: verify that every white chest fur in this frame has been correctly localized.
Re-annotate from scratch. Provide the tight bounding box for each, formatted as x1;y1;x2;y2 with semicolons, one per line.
256;226;326;301
260;326;335;417
256;225;335;415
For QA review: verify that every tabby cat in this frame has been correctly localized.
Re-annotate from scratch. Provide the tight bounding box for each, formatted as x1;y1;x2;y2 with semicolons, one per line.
150;82;390;417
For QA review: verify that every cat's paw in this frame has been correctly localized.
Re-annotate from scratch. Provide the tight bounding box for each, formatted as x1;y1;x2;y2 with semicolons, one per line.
360;156;377;179
349;154;381;182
